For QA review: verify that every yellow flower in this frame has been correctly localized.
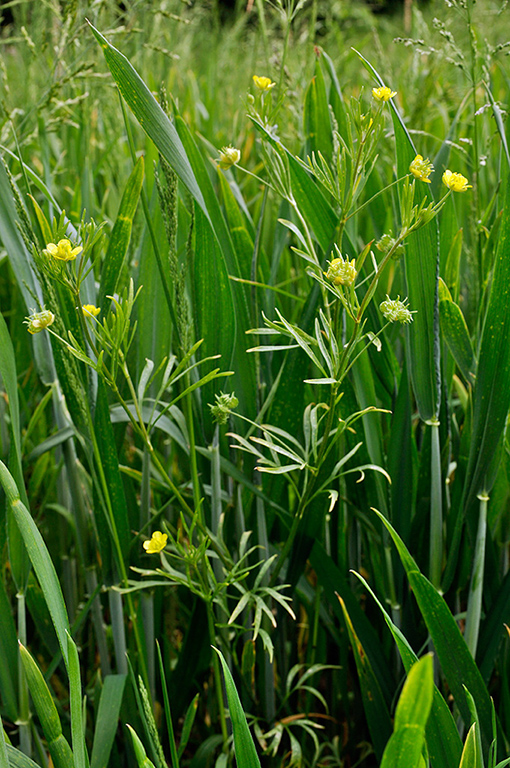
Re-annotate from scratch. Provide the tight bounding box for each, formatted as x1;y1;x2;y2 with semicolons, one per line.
218;145;241;170
143;531;168;554
82;304;100;318
45;239;83;262
409;154;433;183
252;75;275;92
442;169;472;193
25;309;55;334
372;86;397;102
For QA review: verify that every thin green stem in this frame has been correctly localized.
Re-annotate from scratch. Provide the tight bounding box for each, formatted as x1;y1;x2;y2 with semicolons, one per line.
429;420;443;589
206;600;229;749
464;490;488;657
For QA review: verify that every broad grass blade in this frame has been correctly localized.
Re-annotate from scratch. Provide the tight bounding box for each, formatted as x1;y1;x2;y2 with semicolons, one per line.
337;595;392;760
213;647;262;768
19;644;74;768
439;288;476;384
90;674;127;768
250;116;338;252
380;656;433;768
460;177;510;518
172;114;258;416
5;746;41;768
0;721;8;768
67;632;86;768
0;461;70;665
304;60;333;161
0;311;25;500
459;724;482;768
0;160;55;385
355;49;440;421
99;156;144;310
0;577;18;720
193;207;236;427
375;509;493;756
88;24;206;217
354;572;462;768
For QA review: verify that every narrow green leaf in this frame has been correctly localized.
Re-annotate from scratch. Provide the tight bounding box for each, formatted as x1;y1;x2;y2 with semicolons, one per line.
0;576;18;721
337;595;392;760
354;572;462;768
303;60;333;161
177;694;199;759
90;675;127;768
213;647;262;768
250;116;338;252
127;725;156;768
19;644;74;768
394;655;434;731
88;24;206;217
0;461;69;664
380;725;426;768
193;207;237;429
374;509;493;755
99;155;144;310
5;745;41;768
354;49;440;421
94;379;131;575
461;176;510;515
439;291;476;384
459;724;482;768
67;632;86;768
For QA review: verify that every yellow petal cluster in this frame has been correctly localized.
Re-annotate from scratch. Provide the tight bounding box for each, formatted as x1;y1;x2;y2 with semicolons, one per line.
218;145;241;170
442;170;472;193
45;239;83;262
252;75;275;92
372;86;396;102
82;304;101;318
143;531;168;554
409;154;433;183
25;309;55;335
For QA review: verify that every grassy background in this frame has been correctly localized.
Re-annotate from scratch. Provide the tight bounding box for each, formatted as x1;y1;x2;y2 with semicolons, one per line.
1;1;510;767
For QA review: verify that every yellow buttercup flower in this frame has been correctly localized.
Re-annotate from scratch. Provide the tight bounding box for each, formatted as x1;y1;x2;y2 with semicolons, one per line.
45;239;83;262
252;75;275;92
25;309;55;335
409;154;433;183
442;170;472;193
143;531;168;554
372;86;396;102
82;304;101;318
218;145;241;170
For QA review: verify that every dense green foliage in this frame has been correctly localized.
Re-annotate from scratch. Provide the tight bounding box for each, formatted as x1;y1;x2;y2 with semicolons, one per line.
1;1;510;766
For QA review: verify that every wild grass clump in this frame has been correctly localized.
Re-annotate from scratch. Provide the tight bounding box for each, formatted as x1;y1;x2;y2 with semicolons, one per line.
1;0;510;766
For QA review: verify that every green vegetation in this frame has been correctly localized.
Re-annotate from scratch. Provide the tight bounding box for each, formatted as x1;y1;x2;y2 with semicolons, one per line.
1;0;510;766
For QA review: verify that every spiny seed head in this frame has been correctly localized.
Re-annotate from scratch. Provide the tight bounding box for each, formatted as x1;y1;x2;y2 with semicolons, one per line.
25;308;55;334
380;295;415;324
209;392;239;425
218;145;241;170
376;233;405;260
